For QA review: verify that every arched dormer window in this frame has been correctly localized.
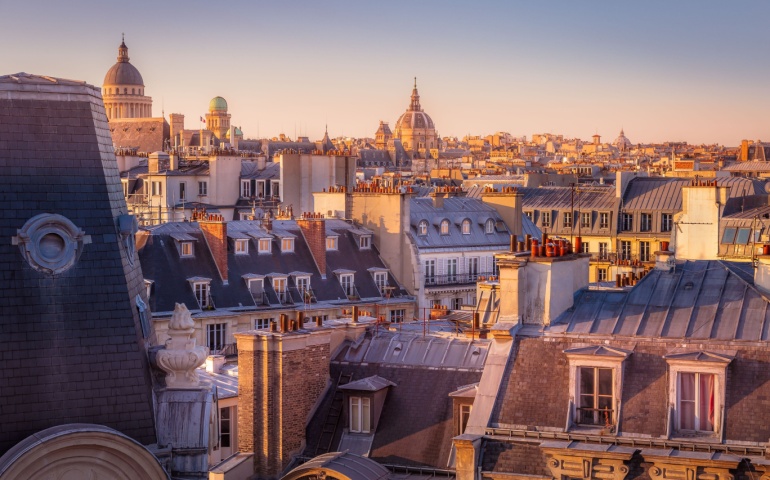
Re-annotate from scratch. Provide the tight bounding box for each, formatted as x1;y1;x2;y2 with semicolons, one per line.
418;220;428;236
485;219;495;234
462;219;471;235
440;219;450;235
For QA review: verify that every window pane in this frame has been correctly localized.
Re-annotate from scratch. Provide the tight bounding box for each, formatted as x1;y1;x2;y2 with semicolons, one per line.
580;367;594;397
679;372;696;430
362;398;371;433
598;368;613;396
736;228;751;244
699;373;715;431
721;227;736;244
351;398;360;432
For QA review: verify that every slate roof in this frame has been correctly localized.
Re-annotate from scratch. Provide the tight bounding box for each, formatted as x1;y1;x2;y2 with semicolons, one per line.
409;197;513;249
240;160;279;180
520;185;618;211
109;117;169;153
724;160;770;172
622;177;767;212
0;73;157;452
139;219;408;314
550;260;770;341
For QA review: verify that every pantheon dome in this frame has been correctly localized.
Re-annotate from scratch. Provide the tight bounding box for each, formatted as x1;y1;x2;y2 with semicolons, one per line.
394;78;438;156
102;38;153;120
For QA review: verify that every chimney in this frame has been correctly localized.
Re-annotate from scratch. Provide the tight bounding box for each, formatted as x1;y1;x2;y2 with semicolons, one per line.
148;151;169;173
496;250;588;325
205;354;225;374
169;153;179;171
674;182;729;260
235;327;332;479
430;191;446;209
297;213;327;279
199;214;228;284
169;113;185;145
480;186;523;239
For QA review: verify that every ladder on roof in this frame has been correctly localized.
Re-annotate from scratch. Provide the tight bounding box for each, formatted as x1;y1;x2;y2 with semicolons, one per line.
314;372;353;455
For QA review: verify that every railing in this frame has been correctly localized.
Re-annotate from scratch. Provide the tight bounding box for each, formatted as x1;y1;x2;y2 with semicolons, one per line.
344;284;361;301
424;271;494;287
587;253;652;263
212;343;238;357
576;407;614;427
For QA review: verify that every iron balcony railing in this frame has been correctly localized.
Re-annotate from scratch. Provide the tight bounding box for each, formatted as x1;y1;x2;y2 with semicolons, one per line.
576;407;614;427
424;271;495;287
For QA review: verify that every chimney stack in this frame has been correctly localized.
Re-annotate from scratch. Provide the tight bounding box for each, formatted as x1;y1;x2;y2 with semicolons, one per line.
199;214;228;284
297;213;327;279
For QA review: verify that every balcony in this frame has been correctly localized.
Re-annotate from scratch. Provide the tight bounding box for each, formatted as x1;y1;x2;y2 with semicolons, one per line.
587;253;651;264
424;271;494;288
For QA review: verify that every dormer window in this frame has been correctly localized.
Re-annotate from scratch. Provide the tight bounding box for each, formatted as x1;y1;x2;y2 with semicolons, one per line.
418;220;428;236
234;239;248;255
181;242;194;257
326;236;338;250
350;396;371;433
462;219;471;235
340;273;355;297
281;238;294;253
151;181;162;196
188;279;211;309
374;271;388;294
359;235;371;250
440;220;450;235
485;219;495;234
258;238;271;253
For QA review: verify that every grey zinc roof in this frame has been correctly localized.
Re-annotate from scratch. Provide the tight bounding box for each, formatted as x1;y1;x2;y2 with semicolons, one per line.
724;161;770;172
551;260;770;342
409;197;511;249
338;375;396;392
520;185;618;211
240;160;279;180
287;451;390;480
622;177;768;212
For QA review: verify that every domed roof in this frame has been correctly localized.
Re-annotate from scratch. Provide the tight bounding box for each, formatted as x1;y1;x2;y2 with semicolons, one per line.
103;40;144;86
209;96;228;112
614;128;632;148
395;78;435;131
225;126;243;138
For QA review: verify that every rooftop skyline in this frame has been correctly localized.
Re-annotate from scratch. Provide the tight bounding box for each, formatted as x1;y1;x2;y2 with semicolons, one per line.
3;0;770;146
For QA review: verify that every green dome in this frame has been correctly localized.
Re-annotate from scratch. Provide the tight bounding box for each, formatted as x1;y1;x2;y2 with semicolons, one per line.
225;126;243;139
209;96;228;112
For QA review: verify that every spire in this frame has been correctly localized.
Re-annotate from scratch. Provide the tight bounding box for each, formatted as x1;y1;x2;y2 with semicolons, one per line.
117;35;129;63
409;77;421;111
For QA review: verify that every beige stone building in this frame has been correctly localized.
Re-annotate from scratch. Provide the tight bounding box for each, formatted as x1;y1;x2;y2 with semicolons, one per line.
102;37;152;120
394;78;438;159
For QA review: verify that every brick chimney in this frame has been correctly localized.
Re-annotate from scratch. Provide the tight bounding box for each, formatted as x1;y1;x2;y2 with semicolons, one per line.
235;328;331;479
297;213;327;279
199;214;228;284
480;186;523;239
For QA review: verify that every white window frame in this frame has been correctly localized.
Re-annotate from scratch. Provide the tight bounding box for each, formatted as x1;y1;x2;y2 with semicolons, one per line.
581;212;591;228
541;211;551;228
563;211;572;228
340;273;354;297
194;281;210;308
425;259;436;284
389;309;405;323
468;257;479;281
326;236;338;250
485;219;495;234
640;213;652;232
273;277;287;303
639;241;650;262
620;240;632;260
241;179;251;198
281;238;294;253
374;271;388;294
151;181;162;197
198;181;208;196
597;268;607;282
234;239;249;255
440;220;450;235
295;275;311;295
622;212;633;232
459;404;472;434
254;318;273;330
665;353;730;438
350;396;371;433
599;212;609;229
359;235;371;250
447;258;458;282
462;219;471;235
661;213;673;232
580;241;590;254
419;220;428;236
566;348;629;431
206;322;226;351
258;238;271;254
599;242;609;260
180;241;194;257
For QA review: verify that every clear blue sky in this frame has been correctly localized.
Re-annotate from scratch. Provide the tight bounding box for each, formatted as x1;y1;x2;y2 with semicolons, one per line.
2;0;769;146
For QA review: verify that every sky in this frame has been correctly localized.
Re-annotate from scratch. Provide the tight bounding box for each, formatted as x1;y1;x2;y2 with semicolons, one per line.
1;0;769;146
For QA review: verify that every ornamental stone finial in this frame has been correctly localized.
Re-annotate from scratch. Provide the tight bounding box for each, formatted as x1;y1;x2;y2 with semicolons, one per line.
156;303;208;389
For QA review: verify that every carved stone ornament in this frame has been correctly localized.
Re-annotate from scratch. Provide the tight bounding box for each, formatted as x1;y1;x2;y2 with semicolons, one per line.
541;446;632;480
156;303;209;389
648;463;734;480
13;213;91;275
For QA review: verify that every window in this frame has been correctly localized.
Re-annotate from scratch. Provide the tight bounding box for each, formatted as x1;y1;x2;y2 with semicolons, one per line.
418;220;428;236
735;228;751;245
459;404;472;435
581;212;591;228
340;273;354;297
452;297;463;310
273;277;287;303
194;282;209;308
661;213;672;232
220;406;235;449
374;272;388;294
151;181;162;196
563;211;573;228
258;238;271;253
234;239;248;255
431;299;443;309
180;242;193;257
272;182;280;198
241;180;251;198
389;309;406;323
447;258;458;283
620;241;631;260
281;238;294;252
468;257;479;281
492;255;499;276
599;242;608;260
206;323;226;351
598;268;607;282
524;211;533;221
424;259;436;285
462;219;471;235
350;396;371;433
541;211;551;228
577;367;614;426
640;241;650;262
678;372;715;432
622;213;633;232
326;236;338;250
198;181;208;196
179;182;186;201
254;318;272;330
359;235;371;249
599;212;609;229
721;227;736;244
580;241;590;254
485;219;495;234
640;213;652;232
296;276;310;295
440;220;450;235
666;352;730;437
